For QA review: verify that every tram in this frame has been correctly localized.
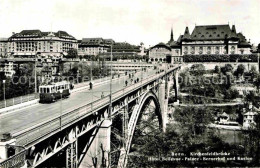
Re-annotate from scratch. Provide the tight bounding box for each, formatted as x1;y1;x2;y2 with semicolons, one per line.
39;81;74;103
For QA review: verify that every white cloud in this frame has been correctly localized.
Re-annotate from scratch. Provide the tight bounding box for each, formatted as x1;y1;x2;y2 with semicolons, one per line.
0;0;259;47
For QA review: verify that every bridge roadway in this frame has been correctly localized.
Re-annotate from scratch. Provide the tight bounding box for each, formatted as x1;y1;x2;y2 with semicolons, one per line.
0;68;157;138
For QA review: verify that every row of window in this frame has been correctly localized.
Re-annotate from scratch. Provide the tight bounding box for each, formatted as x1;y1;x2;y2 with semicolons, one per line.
150;58;166;62
183;46;236;54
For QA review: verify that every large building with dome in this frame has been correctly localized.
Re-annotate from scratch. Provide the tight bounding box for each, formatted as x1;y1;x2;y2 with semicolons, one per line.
149;24;252;64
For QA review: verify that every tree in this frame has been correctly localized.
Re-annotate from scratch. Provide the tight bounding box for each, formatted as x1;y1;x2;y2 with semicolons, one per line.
221;64;233;75
224;88;239;99
214;65;220;74
249;65;258;81
244;91;260;108
253;73;260;91
243;114;260;165
179;68;190;89
190;64;205;76
66;49;78;59
235;64;246;77
173;106;213;137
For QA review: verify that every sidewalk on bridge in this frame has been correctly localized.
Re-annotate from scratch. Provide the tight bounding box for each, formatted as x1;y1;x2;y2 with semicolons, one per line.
0;99;39;115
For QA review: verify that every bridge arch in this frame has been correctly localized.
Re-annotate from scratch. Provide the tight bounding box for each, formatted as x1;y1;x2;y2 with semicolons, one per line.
118;90;162;167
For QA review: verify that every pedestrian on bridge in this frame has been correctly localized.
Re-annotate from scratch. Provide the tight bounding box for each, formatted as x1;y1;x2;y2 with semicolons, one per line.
89;82;93;90
125;80;128;86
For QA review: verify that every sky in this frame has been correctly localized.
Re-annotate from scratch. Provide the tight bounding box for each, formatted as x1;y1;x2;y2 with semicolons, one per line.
0;0;259;47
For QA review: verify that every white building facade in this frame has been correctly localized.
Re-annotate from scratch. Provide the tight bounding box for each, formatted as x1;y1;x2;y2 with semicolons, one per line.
7;30;78;59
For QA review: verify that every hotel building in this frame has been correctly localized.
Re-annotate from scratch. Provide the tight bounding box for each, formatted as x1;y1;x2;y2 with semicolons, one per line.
7;30;78;58
78;38;114;56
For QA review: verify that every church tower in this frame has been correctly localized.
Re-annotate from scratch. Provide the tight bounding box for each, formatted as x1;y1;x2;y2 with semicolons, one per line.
168;27;174;44
170;27;173;41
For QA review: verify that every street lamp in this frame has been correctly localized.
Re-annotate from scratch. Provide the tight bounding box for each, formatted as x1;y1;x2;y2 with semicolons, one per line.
3;79;6;108
109;45;113;118
60;90;63;130
34;49;37;94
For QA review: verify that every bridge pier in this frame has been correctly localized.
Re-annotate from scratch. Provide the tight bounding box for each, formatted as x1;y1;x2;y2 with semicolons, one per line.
158;79;168;132
79;119;112;168
0;138;16;161
0;136;27;168
174;71;179;103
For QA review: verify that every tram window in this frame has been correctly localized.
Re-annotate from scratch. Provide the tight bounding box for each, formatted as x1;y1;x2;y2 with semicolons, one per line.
43;88;46;93
47;88;50;93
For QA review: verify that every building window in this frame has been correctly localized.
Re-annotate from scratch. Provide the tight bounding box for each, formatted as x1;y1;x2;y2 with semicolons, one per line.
191;47;195;54
231;46;235;54
184;47;188;54
207;47;211;54
199;47;203;54
215;46;220;54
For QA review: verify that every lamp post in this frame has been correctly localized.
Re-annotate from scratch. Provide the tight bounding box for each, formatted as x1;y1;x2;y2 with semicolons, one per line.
34;50;37;94
60;90;63;130
3;79;6;108
109;45;113;117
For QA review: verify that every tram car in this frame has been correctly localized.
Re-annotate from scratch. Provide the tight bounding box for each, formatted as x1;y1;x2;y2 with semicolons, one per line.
39;81;74;103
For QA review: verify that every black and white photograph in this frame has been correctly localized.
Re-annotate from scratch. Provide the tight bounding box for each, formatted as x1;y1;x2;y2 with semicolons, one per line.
0;0;260;167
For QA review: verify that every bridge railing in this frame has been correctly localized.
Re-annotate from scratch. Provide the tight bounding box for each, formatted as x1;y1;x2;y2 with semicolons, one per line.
0;93;39;109
0;150;26;168
11;66;179;147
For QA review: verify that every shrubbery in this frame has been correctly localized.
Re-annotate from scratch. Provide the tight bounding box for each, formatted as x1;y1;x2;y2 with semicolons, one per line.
183;54;258;62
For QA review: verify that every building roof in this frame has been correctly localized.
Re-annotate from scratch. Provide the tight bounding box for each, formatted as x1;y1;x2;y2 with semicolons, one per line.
106;42;140;53
0;38;8;41
80;38;114;46
244;111;258;116
178;24;251;48
82;38;103;43
150;42;171;50
177;35;183;43
169;41;180;48
191;24;232;40
219;112;229;117
237;32;251;48
182;27;192;40
104;39;115;44
10;30;76;40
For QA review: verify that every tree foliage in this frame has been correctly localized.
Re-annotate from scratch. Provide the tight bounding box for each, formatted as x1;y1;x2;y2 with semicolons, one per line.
234;64;246;77
183;54;258;62
66;49;78;59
